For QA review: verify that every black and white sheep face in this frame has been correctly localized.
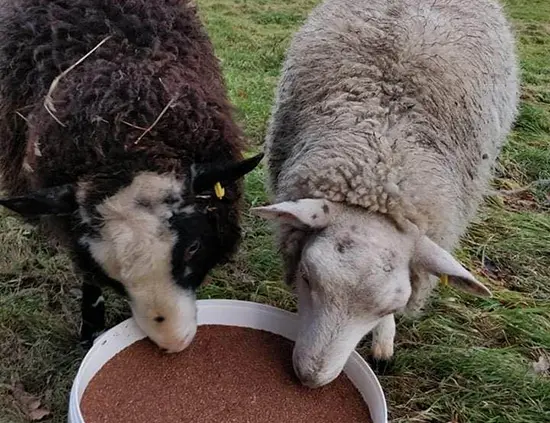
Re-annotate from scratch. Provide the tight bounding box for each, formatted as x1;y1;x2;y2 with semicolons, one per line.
80;172;203;353
0;154;264;351
252;198;492;388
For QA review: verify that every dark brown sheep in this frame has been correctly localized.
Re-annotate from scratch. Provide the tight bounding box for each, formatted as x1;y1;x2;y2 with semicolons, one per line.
0;0;262;352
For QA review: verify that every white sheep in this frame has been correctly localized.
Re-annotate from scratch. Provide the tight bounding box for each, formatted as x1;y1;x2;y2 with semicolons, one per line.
253;0;519;388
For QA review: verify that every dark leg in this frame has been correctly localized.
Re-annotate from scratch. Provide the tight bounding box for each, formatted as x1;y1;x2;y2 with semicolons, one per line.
366;355;395;376
80;282;105;346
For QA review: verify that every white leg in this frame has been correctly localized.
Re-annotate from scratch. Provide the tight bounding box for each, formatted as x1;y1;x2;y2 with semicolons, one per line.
371;314;396;360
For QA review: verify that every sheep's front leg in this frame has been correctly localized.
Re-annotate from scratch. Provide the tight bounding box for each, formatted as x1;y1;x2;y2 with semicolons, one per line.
372;314;396;360
368;314;396;374
80;281;105;346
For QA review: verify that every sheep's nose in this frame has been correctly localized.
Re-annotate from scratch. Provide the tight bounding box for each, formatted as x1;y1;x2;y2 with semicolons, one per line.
159;332;196;354
160;342;187;354
293;361;323;388
296;371;323;388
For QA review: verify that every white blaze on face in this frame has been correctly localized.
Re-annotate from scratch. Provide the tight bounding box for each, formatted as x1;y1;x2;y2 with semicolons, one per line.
82;172;198;353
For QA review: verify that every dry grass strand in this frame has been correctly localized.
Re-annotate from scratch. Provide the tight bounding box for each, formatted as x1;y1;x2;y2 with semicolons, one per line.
43;35;112;127
134;97;178;145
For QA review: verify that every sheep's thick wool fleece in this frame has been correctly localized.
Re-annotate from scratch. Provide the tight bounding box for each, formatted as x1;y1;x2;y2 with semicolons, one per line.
266;0;518;247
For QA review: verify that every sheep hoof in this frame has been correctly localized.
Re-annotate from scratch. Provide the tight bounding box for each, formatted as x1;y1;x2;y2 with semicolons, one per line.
366;354;395;375
79;338;94;350
80;323;106;348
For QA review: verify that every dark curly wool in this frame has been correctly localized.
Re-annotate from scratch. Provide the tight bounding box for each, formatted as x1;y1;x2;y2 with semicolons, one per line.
0;0;244;191
0;0;261;345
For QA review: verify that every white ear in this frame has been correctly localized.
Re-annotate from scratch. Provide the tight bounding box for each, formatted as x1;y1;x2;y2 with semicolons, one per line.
250;199;332;229
414;236;492;297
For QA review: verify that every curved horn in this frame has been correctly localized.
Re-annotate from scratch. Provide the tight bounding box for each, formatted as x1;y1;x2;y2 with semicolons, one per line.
192;152;263;194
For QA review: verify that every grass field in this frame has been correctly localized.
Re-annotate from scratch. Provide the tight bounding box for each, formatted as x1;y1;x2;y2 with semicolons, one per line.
1;0;549;422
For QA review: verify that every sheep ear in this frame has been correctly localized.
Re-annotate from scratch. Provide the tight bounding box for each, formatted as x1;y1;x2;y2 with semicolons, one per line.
251;199;332;229
0;184;77;217
413;236;492;297
192;153;263;194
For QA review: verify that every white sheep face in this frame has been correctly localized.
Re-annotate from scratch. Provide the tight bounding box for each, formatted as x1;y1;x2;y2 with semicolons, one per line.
252;199;491;388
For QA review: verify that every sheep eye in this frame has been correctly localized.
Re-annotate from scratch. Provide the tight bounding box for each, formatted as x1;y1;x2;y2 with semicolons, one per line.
154;316;165;323
185;240;201;260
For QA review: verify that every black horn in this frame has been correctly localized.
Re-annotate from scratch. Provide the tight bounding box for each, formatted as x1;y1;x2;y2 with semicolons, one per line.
192;152;263;194
0;184;77;217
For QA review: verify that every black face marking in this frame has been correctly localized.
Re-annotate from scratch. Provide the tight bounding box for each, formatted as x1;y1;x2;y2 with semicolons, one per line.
154;316;165;323
312;214;318;220
322;204;329;214
74;172;240;304
184;239;201;261
170;200;240;291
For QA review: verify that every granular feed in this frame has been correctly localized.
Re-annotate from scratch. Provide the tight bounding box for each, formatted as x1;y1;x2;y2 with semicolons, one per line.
81;325;372;422
81;325;373;423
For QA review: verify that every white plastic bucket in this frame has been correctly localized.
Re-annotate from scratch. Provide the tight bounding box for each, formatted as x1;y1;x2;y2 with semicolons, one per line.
68;299;388;423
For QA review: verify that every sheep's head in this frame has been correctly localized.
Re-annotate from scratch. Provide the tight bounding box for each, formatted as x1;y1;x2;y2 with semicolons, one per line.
0;153;263;352
252;198;491;388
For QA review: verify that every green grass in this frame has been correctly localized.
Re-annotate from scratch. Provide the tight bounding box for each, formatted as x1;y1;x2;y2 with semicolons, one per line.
1;0;550;422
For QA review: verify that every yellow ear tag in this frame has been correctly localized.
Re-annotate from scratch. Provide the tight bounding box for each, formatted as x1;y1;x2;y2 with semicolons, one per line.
214;182;225;199
439;274;449;286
